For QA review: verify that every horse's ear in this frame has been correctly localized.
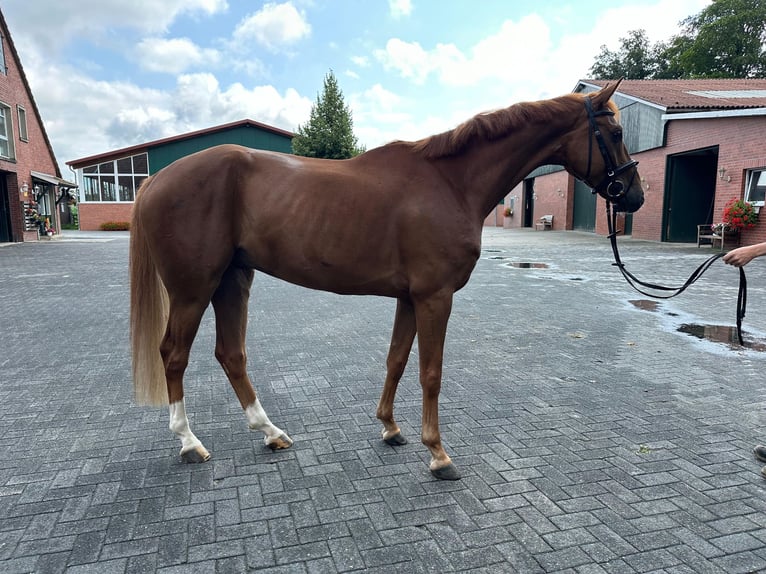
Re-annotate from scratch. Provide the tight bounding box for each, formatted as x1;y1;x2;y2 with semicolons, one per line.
591;78;623;108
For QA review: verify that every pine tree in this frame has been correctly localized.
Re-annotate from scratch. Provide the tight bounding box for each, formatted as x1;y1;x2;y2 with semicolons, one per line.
292;70;364;159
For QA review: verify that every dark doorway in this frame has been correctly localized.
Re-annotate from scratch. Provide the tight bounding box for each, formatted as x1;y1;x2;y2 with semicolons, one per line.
523;178;535;228
664;147;718;243
573;178;596;231
0;176;11;242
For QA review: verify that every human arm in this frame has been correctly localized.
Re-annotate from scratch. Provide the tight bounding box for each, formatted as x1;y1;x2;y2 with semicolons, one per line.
722;242;766;267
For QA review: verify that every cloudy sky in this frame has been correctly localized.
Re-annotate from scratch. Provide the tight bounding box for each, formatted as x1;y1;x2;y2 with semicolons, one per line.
3;0;710;176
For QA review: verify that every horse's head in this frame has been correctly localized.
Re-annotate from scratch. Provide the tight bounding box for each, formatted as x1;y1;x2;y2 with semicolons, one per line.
565;80;644;213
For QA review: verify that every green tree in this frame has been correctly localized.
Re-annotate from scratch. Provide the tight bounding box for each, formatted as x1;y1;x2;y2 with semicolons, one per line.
663;0;766;78
292;70;365;159
589;0;766;79
590;29;658;80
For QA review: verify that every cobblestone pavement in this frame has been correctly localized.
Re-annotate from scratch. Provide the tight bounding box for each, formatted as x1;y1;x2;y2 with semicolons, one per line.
1;228;765;573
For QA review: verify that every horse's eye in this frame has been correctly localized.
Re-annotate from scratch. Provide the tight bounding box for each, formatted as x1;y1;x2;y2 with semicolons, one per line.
613;130;623;142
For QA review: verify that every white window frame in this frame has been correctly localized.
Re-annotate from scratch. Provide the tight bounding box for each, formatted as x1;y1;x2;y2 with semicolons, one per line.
78;152;149;203
744;169;766;207
0;34;6;75
17;105;27;142
0;102;15;160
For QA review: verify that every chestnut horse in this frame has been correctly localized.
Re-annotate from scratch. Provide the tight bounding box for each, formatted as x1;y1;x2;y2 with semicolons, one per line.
130;81;643;480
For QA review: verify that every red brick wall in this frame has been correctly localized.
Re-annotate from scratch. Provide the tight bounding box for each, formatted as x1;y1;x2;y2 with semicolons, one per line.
527;170;570;230
0;19;60;242
666;116;766;245
78;203;133;231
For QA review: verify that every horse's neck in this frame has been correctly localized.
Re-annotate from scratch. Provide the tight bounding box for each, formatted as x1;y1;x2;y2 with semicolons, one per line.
438;111;574;221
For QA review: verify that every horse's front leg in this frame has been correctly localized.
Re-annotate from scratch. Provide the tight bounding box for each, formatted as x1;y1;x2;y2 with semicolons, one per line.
414;290;459;480
212;266;292;451
377;297;417;446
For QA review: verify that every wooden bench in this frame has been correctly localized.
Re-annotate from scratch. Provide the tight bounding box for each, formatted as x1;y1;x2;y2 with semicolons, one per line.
697;224;739;250
696;224;715;248
535;215;553;230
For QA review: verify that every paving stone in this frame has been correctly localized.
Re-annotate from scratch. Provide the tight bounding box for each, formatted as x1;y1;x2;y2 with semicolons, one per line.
3;229;766;572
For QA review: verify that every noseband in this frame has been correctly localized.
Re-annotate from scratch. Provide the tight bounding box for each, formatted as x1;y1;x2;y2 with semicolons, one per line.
584;96;638;202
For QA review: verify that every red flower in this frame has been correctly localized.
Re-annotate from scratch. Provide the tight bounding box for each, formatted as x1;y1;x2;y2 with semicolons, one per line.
722;199;758;231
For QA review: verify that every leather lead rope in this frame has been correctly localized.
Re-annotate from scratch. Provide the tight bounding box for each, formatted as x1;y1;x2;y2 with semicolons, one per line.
605;201;747;345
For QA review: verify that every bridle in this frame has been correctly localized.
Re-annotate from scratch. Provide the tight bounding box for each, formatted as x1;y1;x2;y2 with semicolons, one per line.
584;96;638;202
583;96;748;345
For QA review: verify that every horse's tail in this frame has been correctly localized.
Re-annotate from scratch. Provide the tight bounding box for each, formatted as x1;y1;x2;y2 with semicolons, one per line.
129;176;169;406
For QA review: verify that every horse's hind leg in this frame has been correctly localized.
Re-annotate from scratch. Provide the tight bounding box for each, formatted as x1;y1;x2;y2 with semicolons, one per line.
376;298;416;446
163;297;211;463
212;266;292;450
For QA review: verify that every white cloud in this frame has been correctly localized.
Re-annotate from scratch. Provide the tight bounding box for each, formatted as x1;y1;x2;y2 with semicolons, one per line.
350;55;370;68
3;0;228;53
375;15;552;88
373;0;711;105
135;37;221;74
389;0;413;19
103;73;311;149
232;2;311;52
374;39;433;84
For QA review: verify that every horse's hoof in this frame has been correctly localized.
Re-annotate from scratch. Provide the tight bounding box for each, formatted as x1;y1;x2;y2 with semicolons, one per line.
430;463;460;481
384;432;408;446
181;446;210;463
266;433;293;450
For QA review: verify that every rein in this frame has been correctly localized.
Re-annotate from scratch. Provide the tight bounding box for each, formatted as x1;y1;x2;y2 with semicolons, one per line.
582;95;747;345
605;202;747;345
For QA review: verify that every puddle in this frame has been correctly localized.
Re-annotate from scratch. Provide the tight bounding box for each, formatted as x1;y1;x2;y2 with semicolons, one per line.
509;262;549;269
629;299;678;317
629;300;766;352
629;299;660;312
678;323;766;352
488;256;507;260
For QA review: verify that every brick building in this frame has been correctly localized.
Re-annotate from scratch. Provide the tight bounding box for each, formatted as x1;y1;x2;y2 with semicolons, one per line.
67;120;294;231
495;79;766;246
0;9;76;243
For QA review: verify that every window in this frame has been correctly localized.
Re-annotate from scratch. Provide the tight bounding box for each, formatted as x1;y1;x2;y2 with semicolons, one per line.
17;106;27;141
0;35;6;75
79;153;149;202
745;169;766;206
0;103;15;160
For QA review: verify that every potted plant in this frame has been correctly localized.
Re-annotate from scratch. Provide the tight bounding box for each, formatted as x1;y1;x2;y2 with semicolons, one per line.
722;198;758;232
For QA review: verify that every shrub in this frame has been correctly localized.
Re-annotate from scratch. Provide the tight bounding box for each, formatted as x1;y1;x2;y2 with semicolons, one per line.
99;221;131;231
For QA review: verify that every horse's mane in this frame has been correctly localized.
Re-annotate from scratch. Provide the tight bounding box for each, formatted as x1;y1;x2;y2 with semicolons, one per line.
402;93;617;159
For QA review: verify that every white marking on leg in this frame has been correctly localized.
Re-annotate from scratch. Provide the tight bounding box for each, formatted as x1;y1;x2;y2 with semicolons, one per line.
245;398;289;445
169;399;204;454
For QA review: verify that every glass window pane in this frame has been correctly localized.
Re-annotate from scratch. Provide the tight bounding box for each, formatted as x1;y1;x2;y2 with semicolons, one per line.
17;106;27;141
748;170;766;204
83;165;97;174
132;153;148;174
99;161;114;174
83;176;99;201
118;175;134;201
117;157;132;174
0;106;8;157
101;175;116;201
